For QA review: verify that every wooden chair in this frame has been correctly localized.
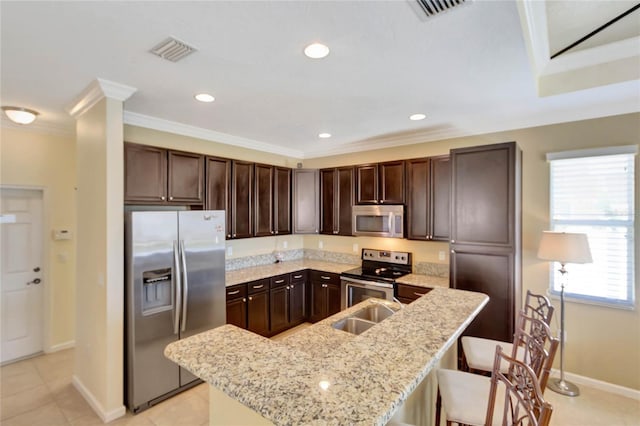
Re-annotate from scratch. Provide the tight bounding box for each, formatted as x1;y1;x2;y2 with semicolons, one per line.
436;313;559;426
461;290;554;375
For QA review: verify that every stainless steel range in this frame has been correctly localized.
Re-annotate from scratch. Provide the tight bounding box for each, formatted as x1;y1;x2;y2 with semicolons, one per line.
341;248;412;309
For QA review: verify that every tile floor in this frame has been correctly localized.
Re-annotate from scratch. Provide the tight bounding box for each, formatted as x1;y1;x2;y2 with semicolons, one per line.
1;324;638;426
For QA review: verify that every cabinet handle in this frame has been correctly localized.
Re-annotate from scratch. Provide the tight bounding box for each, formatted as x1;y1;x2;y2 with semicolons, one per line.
274;279;285;284
271;231;274;234
227;290;240;295
322;284;328;288
451;250;455;254
169;196;174;201
242;298;247;302
248;296;253;301
227;234;231;238
413;292;427;297
451;240;455;243
293;275;303;279
286;286;290;290
233;233;236;237
161;196;166;201
252;284;264;289
275;231;278;234
321;276;331;280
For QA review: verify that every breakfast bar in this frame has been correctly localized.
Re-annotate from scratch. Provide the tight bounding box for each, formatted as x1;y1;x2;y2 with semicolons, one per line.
165;287;488;425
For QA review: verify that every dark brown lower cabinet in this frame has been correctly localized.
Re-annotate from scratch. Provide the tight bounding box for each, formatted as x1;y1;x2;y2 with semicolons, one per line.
395;284;432;305
309;271;341;322
270;272;306;335
225;284;247;329
247;279;270;336
288;279;306;325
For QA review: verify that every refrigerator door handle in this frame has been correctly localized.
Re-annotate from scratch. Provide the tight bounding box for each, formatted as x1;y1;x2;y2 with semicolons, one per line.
179;240;189;332
173;240;182;335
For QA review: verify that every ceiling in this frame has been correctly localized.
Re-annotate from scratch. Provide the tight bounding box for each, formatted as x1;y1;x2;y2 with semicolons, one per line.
1;0;639;159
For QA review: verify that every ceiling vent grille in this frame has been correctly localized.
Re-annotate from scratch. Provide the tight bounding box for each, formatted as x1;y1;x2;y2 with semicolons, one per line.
416;0;470;17
150;37;197;62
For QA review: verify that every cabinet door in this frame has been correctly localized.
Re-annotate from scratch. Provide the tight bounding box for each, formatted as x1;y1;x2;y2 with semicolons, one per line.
451;143;515;247
379;160;405;204
293;169;319;234
451;247;515;342
309;281;327;323
226;297;247;329
319;169;336;235
168;150;204;203
231;160;253;239
124;143;167;203
206;156;232;239
430;156;451;241
336;167;354;236
327;283;341;317
269;285;289;334
274;167;291;235
247;291;269;336
289;281;306;325
254;163;274;237
406;158;430;241
355;164;378;204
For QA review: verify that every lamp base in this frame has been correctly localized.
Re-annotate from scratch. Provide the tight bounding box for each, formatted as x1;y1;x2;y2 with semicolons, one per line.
548;378;580;397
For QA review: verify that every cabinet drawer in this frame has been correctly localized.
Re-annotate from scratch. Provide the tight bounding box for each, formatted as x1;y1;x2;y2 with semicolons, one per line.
247;278;270;294
396;284;432;301
290;270;307;283
226;284;246;300
270;274;290;289
310;270;340;285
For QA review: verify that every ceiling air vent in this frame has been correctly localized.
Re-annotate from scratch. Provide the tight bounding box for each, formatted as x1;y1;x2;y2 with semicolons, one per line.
150;36;197;62
416;0;470;17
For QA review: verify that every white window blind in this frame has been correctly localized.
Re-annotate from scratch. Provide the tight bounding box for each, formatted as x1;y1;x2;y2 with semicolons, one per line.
548;147;636;308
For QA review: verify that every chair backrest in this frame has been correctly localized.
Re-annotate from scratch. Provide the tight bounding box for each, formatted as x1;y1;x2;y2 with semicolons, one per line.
523;290;554;326
485;346;554;426
512;312;559;391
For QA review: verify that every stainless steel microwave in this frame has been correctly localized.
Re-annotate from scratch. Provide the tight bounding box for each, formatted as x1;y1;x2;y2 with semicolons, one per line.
352;205;404;238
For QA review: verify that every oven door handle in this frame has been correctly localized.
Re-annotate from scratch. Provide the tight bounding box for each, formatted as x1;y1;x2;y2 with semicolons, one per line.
341;276;394;289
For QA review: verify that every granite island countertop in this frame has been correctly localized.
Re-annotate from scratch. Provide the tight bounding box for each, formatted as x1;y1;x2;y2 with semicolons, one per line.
165;286;488;425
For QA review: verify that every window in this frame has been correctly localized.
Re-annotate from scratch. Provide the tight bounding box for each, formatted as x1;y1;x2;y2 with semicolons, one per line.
547;145;636;308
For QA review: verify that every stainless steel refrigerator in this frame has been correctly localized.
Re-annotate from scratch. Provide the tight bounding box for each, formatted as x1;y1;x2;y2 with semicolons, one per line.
125;210;226;413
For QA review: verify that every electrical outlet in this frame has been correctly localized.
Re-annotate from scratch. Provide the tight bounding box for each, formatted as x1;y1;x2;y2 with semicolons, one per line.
227;246;233;257
283;241;288;249
438;251;445;261
319;240;324;249
353;243;359;253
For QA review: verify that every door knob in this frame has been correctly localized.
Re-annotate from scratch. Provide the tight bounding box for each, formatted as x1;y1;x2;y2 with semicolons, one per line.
33;267;40;272
27;278;41;285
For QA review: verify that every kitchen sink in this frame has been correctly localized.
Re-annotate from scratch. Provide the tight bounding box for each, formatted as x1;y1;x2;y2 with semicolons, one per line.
332;302;399;335
332;317;376;335
351;303;397;323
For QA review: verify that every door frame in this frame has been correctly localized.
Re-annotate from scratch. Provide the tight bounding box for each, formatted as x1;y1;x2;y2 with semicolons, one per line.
0;184;52;356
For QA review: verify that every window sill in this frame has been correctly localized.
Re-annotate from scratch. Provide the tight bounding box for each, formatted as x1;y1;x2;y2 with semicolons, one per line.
547;290;636;311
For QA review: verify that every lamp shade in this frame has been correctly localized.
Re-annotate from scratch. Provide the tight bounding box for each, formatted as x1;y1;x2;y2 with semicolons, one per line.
537;231;592;264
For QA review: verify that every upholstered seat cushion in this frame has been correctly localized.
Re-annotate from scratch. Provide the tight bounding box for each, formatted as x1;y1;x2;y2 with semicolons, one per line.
462;336;515;373
437;369;506;426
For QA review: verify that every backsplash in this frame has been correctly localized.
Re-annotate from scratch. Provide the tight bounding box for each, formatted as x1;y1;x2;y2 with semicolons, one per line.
225;248;449;278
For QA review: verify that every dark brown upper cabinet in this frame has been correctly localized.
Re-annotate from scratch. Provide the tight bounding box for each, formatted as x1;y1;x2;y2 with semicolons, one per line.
405;156;450;241
320;167;354;236
292;169;319;234
254;163;274;237
124;143;204;205
273;166;292;235
355;160;405;205
231;160;253;239
206;156;232;239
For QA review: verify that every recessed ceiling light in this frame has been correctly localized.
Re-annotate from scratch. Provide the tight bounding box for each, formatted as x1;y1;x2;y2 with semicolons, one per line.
194;93;215;103
318;133;332;139
304;43;330;59
2;106;39;125
409;113;426;121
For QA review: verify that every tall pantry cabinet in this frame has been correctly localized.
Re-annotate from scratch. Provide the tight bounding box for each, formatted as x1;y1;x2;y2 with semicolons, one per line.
449;142;522;343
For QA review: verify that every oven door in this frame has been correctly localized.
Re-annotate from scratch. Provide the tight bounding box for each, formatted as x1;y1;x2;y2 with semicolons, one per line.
341;276;395;309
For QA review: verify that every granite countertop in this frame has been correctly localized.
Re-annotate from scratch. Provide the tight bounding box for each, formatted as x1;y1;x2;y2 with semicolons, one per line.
226;260;359;287
395;274;449;289
165;287;488;425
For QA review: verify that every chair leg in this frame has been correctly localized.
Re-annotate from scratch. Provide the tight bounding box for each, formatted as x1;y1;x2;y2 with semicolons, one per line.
435;388;442;426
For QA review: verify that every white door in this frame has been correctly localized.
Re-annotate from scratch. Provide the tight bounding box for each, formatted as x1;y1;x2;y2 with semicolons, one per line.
0;188;44;363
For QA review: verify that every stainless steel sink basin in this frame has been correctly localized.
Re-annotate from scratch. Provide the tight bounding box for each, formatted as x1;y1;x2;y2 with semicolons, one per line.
351;303;397;323
332;317;376;335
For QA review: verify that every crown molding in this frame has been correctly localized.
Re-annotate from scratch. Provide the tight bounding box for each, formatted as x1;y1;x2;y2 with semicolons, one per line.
123;111;304;159
67;78;137;119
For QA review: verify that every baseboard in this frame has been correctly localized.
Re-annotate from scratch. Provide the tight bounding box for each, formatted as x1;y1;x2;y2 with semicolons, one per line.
46;340;75;353
72;375;126;422
551;369;640;400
